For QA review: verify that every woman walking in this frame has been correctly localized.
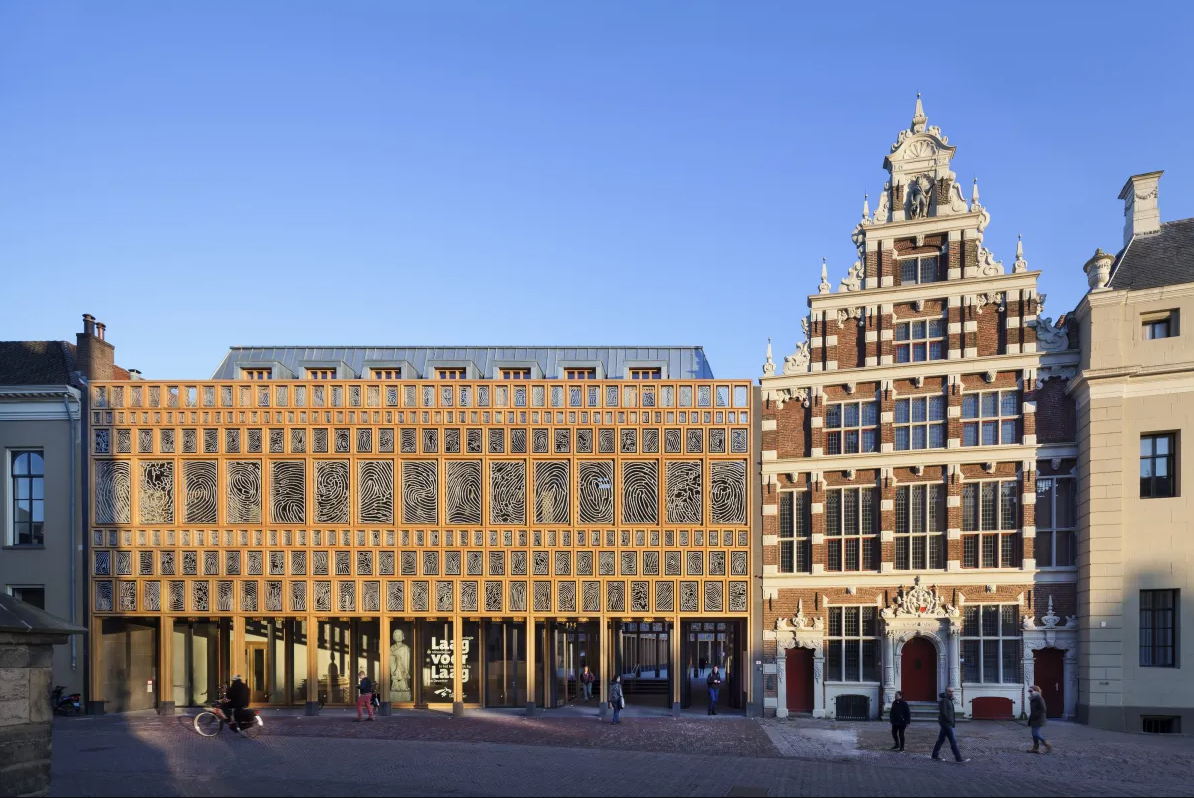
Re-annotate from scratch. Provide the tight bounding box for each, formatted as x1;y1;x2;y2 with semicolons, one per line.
889;691;911;751
609;675;624;725
1027;685;1053;753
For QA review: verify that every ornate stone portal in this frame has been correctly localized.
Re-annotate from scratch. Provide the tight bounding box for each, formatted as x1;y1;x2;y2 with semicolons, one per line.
1021;596;1079;719
772;601;826;718
880;577;962;712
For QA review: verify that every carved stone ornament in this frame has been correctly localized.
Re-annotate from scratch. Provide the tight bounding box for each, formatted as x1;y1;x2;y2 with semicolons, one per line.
1013;234;1028;273
975;292;1005;314
771;387;810;410
762;338;775;377
845;469;856;481
1050;457;1062;470
912;464;924;476
984;371;997;384
784;342;811;375
837;307;864;327
881;576;960;619
801;317;810;338
845;381;856;395
914;299;925;312
948;178;968;214
976;246;1004;276
1084;248;1114;291
818;259;832;295
1032;317;1069;352
915;233;925;247
984;462;996;474
986;584;997;594
840;261;864;292
1035;364;1078;389
777;600;824;633
874;183;891;224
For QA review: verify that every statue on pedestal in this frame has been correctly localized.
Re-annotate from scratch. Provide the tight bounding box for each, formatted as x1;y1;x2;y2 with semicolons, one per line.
390;629;413;703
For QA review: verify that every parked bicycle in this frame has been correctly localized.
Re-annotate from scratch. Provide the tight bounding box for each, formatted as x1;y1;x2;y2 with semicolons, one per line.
193;684;263;738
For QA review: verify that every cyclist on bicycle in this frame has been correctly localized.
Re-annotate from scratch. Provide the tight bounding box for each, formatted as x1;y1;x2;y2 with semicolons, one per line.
223;675;252;732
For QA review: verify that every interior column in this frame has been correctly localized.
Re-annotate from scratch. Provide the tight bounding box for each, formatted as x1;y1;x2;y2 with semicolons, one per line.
452;616;464;716
305;615;319;715
670;619;681;716
525;613;536;716
379;615;391;716
157;618;174;715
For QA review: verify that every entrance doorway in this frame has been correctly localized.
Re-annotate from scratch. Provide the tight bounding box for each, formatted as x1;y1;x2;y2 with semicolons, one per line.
615;621;670;707
484;621;527;707
535;620;599;707
900;637;937;701
102;617;159;713
1034;647;1065;718
681;620;744;711
785;648;815;713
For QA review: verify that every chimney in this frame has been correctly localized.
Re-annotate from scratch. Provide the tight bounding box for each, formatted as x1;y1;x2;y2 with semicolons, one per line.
128;369;142;380
1119;171;1163;247
76;313;115;382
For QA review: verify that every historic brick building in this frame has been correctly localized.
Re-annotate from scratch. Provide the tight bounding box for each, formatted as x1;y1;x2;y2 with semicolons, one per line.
759;98;1081;721
84;347;759;716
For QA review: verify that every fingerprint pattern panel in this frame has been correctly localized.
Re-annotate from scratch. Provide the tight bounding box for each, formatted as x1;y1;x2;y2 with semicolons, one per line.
446;460;482;524
577;460;614;523
665;460;703;524
184;461;218;524
95;461;131;524
139;461;174;524
621;461;658;524
270;461;306;524
227;461;263;524
489;460;526;524
357;460;395;524
534;460;570;524
402;461;438;524
315;460;351;523
710;460;747;523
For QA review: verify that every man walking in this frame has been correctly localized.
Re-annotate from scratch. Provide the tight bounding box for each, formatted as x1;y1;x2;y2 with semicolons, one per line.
356;670;375;722
706;666;723;715
930;687;968;763
1027;685;1053;753
580;666;595;702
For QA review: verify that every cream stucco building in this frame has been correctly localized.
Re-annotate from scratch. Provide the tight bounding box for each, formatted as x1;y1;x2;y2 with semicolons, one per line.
1071;171;1194;732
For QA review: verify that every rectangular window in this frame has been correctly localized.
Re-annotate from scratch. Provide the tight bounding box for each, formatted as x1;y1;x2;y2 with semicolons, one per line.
307;368;336;380
826;606;880;682
825;487;878;572
894;483;946;569
1142;310;1178;340
1140;589;1178;668
630;368;661;380
437;368;467;380
824;400;879;455
961;605;1020;684
1035;476;1076;567
372;369;402;380
894;395;946;450
10;450;44;546
778;491;810;573
242;368;271;380
1140;434;1177;498
7;586;45;610
501;368;531;380
962;390;1019;446
961;479;1020;568
565;368;597;380
898;255;939;285
894;318;945;363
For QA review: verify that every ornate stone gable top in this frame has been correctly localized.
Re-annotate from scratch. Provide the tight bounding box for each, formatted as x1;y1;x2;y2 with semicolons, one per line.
881;576;960;619
777;599;824;632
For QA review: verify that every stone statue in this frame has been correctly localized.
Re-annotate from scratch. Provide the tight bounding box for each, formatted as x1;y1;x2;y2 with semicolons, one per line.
389;628;413;703
908;175;932;219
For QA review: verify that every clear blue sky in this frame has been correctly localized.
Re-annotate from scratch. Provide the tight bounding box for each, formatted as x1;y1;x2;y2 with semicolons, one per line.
2;2;1191;380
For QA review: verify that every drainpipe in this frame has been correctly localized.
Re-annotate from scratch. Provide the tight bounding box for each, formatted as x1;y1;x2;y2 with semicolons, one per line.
63;392;79;672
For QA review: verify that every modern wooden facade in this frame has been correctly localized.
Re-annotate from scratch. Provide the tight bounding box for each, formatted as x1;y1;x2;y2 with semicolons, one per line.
85;349;758;715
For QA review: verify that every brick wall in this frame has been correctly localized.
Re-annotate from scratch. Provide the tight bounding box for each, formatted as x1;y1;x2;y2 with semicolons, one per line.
1034;378;1076;444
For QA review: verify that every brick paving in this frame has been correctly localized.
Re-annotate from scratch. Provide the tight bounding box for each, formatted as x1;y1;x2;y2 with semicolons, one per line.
48;712;1194;797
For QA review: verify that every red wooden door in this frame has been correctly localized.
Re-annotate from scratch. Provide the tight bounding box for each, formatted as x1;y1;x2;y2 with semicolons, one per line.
900;637;937;701
785;648;814;713
1034;647;1065;718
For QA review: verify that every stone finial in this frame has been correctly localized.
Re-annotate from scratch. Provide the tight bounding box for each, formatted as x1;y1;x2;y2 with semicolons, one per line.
970;176;980;210
911;92;927;134
1013;234;1028;273
862;193;870;221
1084;248;1115;291
762;337;775;377
818;258;831;294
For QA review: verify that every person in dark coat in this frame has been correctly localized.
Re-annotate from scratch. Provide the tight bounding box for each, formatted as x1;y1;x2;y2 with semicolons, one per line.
706;666;723;715
889;691;911;751
608;675;624;724
930;687;969;763
1027;685;1053;753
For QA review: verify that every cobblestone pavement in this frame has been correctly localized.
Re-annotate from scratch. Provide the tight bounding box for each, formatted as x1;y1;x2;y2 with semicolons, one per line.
48;712;1194;797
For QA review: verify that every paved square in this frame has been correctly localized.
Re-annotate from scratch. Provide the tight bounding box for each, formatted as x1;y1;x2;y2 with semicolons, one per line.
48;711;1194;797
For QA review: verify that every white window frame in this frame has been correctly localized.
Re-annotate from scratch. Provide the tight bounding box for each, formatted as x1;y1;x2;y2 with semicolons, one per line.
824;486;878;572
961;604;1021;684
894;395;946;450
894;317;946;363
825;606;880;683
824;400;878;455
1035;475;1076;568
962;390;1019;447
961;479;1020;568
894;483;946;570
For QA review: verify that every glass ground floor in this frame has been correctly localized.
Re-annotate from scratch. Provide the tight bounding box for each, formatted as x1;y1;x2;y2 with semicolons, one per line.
92;615;748;713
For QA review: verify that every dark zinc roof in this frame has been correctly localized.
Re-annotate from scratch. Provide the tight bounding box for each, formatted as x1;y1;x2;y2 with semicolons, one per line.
0;341;77;385
1109;217;1194;291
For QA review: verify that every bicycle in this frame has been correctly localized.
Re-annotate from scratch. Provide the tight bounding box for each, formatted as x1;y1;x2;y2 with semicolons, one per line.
193;687;263;739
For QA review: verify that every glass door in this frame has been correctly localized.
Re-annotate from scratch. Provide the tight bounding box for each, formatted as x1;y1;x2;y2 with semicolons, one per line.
484;621;526;707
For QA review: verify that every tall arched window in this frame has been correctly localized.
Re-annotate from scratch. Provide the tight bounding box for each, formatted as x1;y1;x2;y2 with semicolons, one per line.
11;451;44;546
